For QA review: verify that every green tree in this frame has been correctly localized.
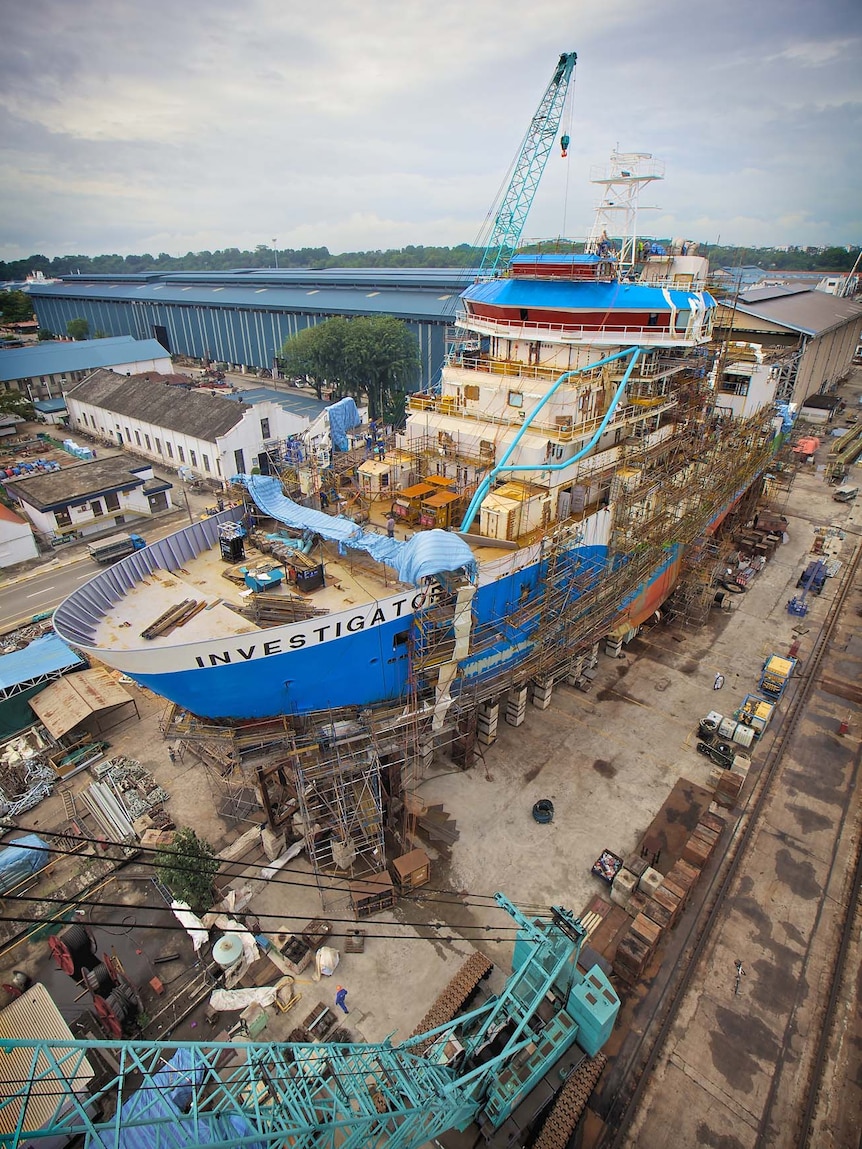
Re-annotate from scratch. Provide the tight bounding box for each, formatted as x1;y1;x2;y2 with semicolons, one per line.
344;315;421;421
37;329;56;341
280;315;420;419
155;826;219;914
279;317;351;400
66;318;89;340
0;290;35;324
0;392;35;420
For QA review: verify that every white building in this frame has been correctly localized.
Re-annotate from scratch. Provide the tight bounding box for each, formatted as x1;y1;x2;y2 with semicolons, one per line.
0;503;39;566
6;456;173;544
0;336;172;400
710;342;781;419
65;370;316;486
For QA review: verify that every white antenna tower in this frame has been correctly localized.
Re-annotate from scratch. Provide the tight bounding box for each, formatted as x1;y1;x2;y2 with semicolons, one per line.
585;151;664;270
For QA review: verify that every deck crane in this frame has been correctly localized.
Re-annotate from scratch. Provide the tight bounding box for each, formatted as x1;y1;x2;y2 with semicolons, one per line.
0;894;618;1149
478;51;577;278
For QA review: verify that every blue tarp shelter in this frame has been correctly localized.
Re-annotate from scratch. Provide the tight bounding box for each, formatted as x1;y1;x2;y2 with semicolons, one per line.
239;474;476;587
86;1049;265;1149
0;834;51;895
0;633;86;699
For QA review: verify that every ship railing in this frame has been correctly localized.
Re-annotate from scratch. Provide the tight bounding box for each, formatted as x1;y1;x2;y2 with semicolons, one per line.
462;314;711;347
444;349;689;384
406;393;677;444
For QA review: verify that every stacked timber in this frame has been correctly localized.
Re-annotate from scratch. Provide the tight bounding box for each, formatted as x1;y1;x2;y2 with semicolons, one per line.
666;858;700;899
682;820;721;868
708;752;751;806
141;599;205;640
247;593;329;625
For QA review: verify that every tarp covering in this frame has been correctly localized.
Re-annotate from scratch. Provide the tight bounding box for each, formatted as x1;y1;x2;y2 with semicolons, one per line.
325;396;361;451
86;1048;265;1149
28;667;134;738
238;474;477;586
0;834;51;895
0;633;85;692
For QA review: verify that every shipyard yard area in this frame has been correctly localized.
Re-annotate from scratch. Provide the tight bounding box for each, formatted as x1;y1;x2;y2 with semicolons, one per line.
1;379;859;1146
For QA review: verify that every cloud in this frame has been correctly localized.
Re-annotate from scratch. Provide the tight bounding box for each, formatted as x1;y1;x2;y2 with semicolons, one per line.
0;0;859;258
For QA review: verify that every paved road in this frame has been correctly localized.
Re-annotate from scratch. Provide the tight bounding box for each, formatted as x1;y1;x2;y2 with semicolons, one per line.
0;558;96;630
0;504;203;633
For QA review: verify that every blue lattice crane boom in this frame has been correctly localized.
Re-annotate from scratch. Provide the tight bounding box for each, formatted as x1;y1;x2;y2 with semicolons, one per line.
0;893;619;1149
478;51;577;278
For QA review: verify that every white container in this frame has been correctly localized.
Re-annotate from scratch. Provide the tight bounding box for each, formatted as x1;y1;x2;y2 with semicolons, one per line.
731;723;755;748
718;716;738;739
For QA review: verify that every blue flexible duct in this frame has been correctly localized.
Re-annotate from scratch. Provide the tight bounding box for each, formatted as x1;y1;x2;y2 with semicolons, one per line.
459;346;644;532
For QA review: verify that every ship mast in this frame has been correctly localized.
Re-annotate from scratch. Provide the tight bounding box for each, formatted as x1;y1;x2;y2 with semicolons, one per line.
585;151;664;272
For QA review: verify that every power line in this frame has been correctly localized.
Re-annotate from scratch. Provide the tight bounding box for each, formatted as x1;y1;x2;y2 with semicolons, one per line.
0;912;519;945
2;890;527;937
9;821;553;916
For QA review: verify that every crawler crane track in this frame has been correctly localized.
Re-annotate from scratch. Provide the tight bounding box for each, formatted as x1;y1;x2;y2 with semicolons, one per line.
533;1053;608;1149
408;951;493;1054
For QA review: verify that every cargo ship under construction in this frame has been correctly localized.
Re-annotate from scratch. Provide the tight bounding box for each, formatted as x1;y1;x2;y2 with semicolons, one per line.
53;53;785;785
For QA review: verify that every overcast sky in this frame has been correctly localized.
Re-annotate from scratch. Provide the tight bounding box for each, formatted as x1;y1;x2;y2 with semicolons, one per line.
1;0;860;261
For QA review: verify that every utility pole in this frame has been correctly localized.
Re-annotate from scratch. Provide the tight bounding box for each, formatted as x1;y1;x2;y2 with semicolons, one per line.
182;485;194;526
272;239;279;270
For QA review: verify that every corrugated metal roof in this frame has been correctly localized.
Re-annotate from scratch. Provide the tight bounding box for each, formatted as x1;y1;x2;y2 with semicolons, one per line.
28;666;134;737
734;289;862;337
33;397;68;413
67;368;245;439
0;336;170;383
0;982;94;1137
9;453;152;511
224;385;328;419
0;633;85;690
55;266;476;290
31;280;463;321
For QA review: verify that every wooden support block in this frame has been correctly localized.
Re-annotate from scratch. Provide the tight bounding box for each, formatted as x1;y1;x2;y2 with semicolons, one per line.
643;897;672;931
668;859;701;888
630;912;662;951
699;811;726;835
682;835;710;868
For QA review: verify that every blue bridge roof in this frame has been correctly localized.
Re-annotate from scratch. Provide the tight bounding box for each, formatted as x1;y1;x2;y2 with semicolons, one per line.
463;278;715;312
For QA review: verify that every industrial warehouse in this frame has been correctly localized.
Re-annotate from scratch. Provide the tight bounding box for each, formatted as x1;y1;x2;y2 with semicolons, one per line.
27;267;467;392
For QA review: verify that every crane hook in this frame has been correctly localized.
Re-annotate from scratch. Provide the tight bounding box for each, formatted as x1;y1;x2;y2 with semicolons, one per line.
560;134;570;158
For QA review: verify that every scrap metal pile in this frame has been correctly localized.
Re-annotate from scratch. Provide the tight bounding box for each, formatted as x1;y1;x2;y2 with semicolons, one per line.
0;728;56;821
83;756;171;839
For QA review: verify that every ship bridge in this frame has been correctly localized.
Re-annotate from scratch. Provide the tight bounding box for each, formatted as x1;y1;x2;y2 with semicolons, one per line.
459;278;715;348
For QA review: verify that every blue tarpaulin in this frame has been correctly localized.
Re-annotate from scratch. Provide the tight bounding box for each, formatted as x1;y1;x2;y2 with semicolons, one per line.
237;474;476;586
0;834;51;895
326;396;361;451
86;1049;265;1149
0;633;86;693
